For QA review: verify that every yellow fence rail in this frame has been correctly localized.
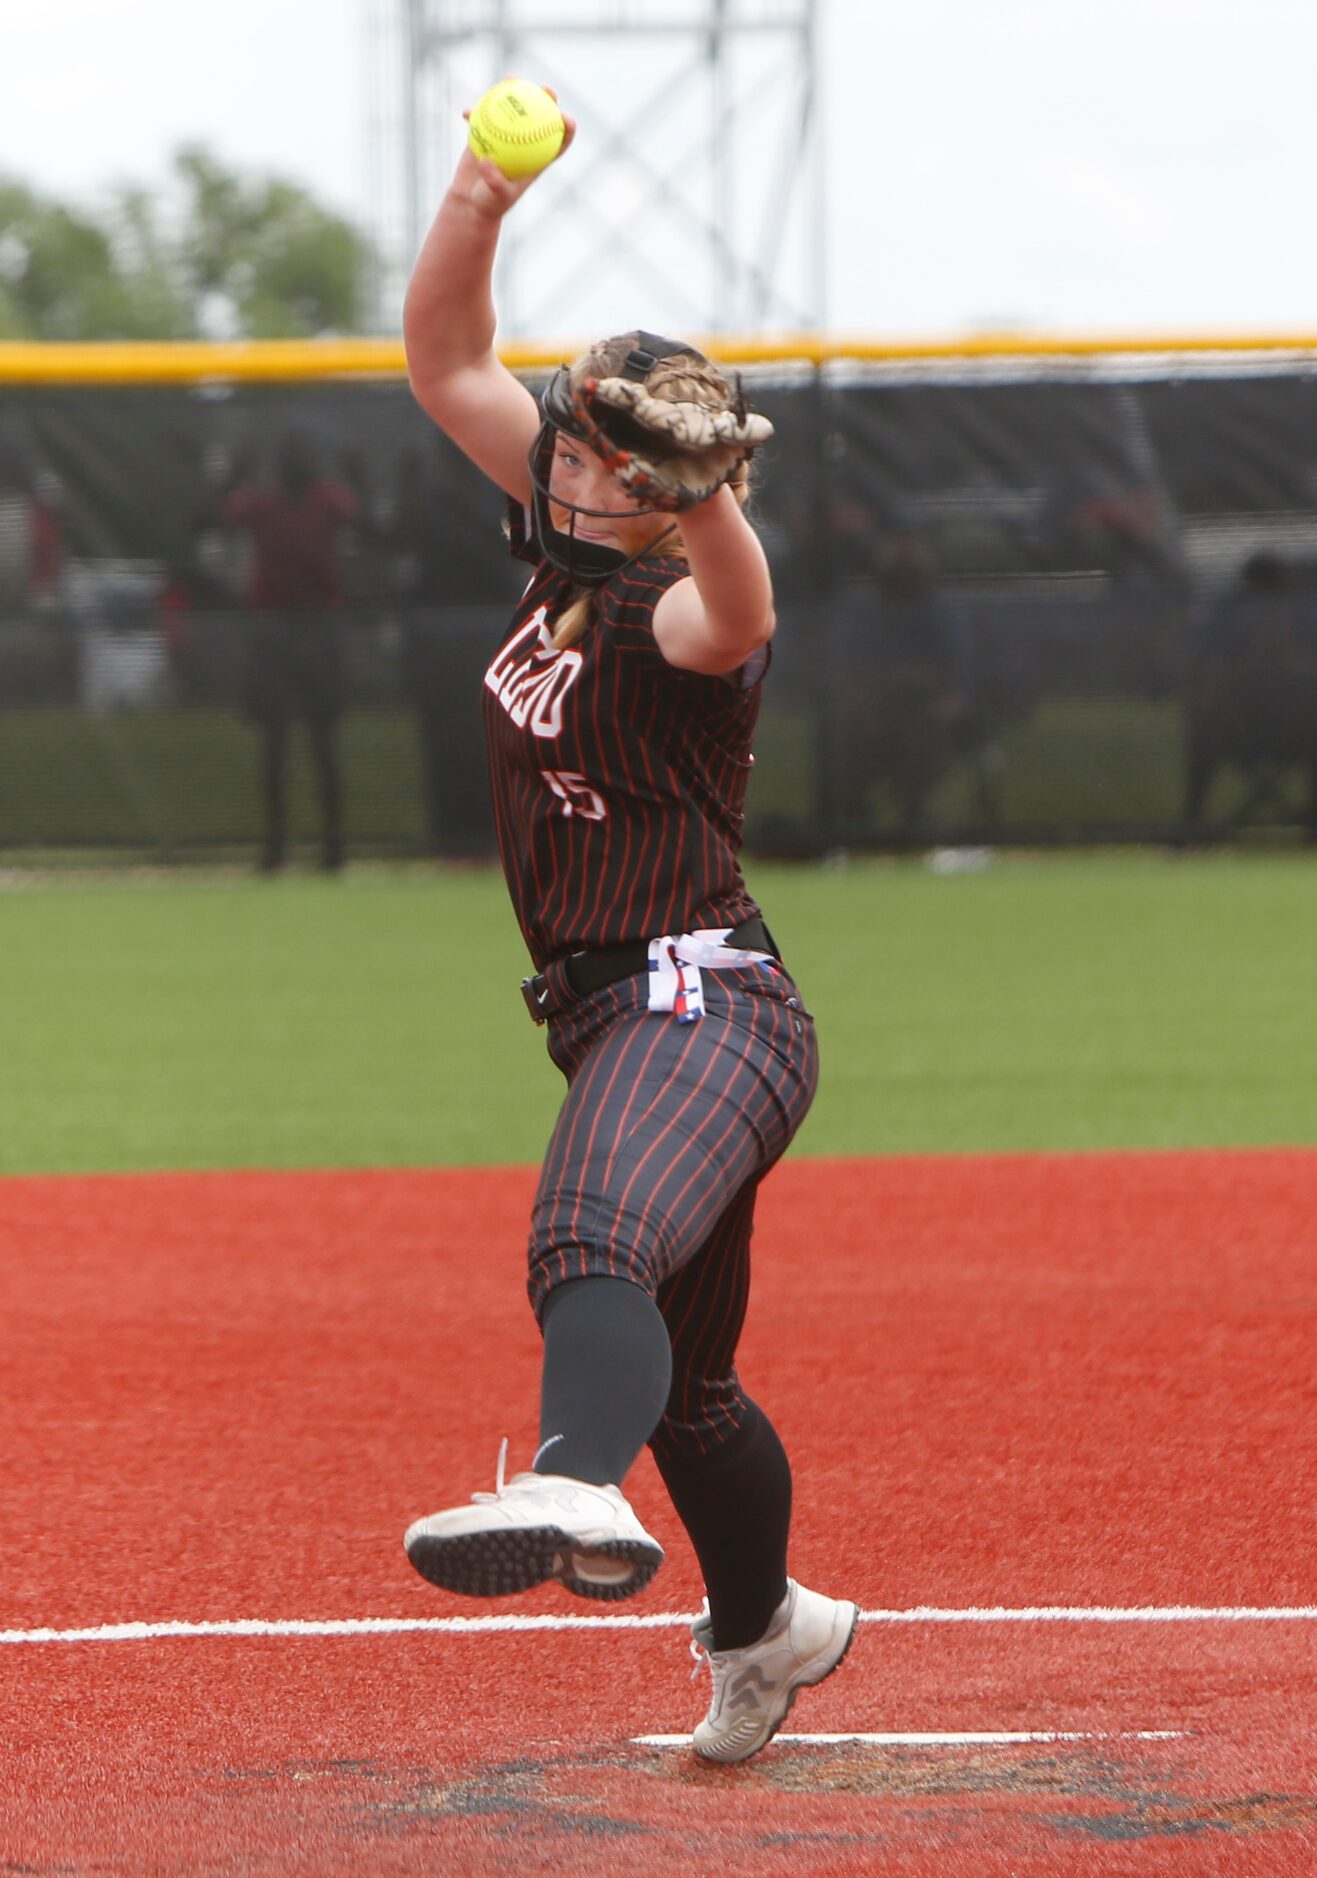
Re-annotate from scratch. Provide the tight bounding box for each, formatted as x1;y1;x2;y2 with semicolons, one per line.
3;332;1317;385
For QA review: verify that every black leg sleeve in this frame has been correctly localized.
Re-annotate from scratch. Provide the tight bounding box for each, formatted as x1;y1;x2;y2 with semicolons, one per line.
534;1276;673;1488
652;1397;793;1652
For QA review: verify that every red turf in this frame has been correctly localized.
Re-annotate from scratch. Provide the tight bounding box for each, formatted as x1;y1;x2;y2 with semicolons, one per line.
2;1150;1314;1872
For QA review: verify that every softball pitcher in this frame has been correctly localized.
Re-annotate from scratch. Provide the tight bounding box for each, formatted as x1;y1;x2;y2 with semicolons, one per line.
400;93;857;1763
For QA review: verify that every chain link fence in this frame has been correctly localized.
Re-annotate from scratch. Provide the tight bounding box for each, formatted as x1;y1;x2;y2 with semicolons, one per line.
2;349;1316;866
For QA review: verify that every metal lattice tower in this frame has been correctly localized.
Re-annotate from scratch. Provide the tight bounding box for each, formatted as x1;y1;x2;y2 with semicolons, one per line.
364;0;824;342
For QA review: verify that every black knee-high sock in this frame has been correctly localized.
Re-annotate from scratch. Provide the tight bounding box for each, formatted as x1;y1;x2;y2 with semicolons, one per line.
652;1398;793;1651
534;1276;673;1487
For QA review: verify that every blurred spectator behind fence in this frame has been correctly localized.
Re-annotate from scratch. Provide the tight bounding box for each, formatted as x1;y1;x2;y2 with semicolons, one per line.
385;438;502;860
216;430;361;873
0;432;77;712
1182;552;1317;842
0;435;63;614
828;533;981;842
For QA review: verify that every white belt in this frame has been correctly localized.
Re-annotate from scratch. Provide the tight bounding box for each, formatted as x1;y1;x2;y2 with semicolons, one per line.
647;927;776;1024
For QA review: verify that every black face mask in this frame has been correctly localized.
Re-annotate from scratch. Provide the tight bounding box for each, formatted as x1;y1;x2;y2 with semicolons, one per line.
526;332;686;585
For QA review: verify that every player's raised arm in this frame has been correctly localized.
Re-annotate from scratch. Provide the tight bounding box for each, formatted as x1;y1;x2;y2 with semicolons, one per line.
557;361;777;675
654;487;776;676
403;82;576;503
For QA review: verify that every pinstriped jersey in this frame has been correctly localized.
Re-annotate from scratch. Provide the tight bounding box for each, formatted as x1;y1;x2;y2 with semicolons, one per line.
482;537;764;971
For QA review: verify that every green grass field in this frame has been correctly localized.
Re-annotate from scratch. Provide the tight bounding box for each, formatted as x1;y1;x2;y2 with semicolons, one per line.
5;700;1311;858
5;852;1314;1177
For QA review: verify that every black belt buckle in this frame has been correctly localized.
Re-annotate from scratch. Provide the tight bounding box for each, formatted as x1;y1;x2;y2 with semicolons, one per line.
521;975;550;1024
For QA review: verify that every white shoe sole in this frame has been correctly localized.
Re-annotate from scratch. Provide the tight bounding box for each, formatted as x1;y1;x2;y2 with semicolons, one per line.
405;1523;664;1602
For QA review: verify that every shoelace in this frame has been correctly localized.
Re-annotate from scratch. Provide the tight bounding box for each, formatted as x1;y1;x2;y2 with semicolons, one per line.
690;1637;741;1717
471;1436;510;1504
690;1614;734;1693
689;1597;715;1682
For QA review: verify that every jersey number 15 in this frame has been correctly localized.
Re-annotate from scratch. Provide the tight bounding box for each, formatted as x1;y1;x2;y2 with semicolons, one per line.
542;769;608;822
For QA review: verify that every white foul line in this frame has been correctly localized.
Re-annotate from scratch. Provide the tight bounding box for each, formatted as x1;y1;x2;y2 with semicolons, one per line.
862;1605;1317;1623
633;1731;1187;1748
1;1605;1315;1646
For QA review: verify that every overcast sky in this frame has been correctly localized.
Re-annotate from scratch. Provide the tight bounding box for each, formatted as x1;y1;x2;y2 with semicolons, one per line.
5;0;1316;341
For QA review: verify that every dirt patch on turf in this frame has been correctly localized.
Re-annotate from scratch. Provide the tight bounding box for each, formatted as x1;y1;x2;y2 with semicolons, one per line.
370;1741;1317;1859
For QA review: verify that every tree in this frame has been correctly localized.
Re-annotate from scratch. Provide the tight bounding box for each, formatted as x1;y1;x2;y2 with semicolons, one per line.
0;178;190;340
173;147;364;339
0;150;369;341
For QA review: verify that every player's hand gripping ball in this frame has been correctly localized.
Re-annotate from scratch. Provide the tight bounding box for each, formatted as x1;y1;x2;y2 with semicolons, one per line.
467;79;566;179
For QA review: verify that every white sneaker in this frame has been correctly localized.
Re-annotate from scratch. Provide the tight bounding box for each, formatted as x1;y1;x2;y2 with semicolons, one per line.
404;1442;663;1602
690;1579;859;1762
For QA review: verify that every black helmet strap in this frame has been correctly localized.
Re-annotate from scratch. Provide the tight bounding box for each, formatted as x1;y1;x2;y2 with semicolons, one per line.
618;332;687;381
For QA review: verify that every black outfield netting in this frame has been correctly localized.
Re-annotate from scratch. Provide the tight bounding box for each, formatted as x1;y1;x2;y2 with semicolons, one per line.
1;359;1316;865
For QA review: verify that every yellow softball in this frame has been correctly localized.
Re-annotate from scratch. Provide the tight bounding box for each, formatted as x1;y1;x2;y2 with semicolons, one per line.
467;79;566;180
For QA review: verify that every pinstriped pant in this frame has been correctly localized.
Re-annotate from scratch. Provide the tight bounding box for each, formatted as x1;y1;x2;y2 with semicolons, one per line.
528;964;819;1457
